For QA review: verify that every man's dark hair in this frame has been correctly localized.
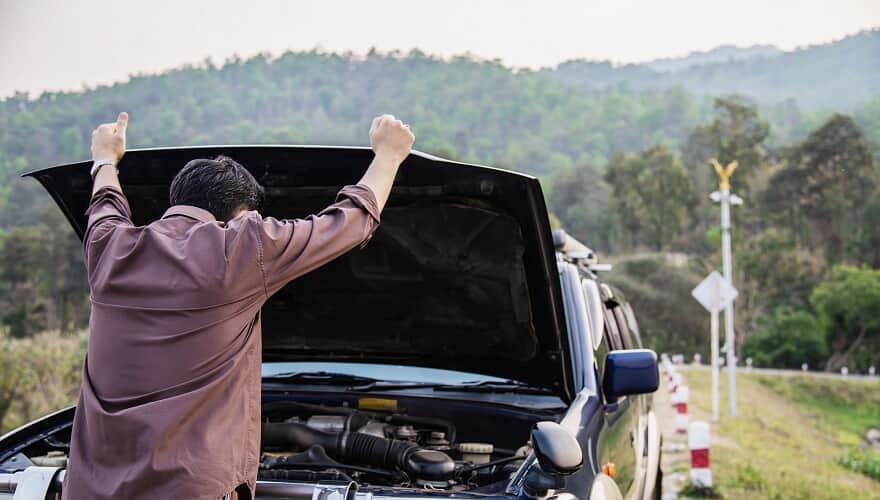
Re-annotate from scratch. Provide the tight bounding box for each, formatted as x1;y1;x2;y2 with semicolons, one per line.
170;155;265;222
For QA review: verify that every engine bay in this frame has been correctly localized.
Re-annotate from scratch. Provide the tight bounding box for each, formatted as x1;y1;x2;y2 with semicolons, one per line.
258;399;539;491
1;394;562;494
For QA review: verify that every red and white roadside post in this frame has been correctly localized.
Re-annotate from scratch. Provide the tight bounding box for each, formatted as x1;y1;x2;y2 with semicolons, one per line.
673;385;689;434
669;372;682;394
688;421;712;488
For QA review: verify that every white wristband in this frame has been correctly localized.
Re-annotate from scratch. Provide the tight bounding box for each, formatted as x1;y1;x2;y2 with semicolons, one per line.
90;159;118;178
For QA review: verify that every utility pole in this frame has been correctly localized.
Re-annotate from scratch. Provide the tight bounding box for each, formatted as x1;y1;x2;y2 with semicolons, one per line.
710;159;742;417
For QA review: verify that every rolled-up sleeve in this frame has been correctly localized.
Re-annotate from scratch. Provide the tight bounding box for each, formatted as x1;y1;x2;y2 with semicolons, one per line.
257;184;381;295
83;186;134;274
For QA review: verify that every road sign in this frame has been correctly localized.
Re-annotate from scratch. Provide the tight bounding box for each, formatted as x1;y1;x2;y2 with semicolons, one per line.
691;271;737;313
692;271;738;422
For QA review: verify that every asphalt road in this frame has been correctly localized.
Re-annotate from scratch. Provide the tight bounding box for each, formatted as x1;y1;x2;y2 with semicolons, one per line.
677;363;878;381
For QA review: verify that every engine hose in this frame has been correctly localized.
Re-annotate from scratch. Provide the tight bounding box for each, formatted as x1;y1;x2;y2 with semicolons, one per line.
261;401;457;443
262;422;455;480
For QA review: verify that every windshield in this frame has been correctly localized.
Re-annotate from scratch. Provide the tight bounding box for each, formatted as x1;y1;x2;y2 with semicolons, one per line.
261;362;512;385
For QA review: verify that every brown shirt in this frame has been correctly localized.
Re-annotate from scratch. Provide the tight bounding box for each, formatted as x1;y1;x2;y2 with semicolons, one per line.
62;184;380;500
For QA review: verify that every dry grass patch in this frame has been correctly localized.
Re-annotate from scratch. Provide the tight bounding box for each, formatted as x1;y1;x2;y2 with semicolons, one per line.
0;330;86;433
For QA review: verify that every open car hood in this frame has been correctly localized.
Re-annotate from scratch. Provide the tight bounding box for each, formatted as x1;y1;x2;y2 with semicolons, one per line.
25;146;573;400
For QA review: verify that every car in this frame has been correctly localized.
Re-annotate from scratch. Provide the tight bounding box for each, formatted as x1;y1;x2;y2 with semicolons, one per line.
0;146;660;500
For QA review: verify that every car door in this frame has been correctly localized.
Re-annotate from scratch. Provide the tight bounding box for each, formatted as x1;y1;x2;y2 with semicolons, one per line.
611;301;650;499
596;298;638;497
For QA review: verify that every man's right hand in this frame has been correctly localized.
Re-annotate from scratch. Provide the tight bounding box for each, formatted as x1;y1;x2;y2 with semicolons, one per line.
369;114;414;164
358;115;414;213
91;112;129;163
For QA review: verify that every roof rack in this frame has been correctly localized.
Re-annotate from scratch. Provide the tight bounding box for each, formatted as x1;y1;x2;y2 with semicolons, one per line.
552;229;612;272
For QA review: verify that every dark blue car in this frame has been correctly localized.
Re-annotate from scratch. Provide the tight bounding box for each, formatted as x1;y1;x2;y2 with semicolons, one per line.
0;147;660;499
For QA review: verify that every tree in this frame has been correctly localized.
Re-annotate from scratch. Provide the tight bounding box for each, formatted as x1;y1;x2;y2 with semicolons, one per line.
742;308;827;369
810;265;880;371
547;162;614;251
735;229;821;347
681;96;770;197
851;198;880;267
605;146;695;250
766;115;875;263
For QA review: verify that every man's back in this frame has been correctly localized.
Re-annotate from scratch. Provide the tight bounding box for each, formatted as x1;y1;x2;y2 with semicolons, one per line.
65;184;380;500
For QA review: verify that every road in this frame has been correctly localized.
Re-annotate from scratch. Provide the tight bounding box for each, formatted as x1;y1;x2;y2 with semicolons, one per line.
675;363;877;381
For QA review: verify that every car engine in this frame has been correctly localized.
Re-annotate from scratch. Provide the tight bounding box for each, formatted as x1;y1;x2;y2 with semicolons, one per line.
259;401;529;490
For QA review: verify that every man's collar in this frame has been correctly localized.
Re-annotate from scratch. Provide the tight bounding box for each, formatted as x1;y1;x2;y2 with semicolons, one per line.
161;205;217;223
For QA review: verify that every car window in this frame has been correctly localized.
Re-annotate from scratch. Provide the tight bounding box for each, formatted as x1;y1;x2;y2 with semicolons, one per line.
613;306;635;349
582;279;605;351
621;302;644;347
603;307;624;351
594;321;609;378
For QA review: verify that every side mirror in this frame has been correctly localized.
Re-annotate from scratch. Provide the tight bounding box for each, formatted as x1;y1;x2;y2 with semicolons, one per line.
531;421;583;475
602;349;659;405
523;422;583;497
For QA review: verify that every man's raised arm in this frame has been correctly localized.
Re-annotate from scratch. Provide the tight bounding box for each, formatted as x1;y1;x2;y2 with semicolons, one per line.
83;112;132;275
256;114;414;294
91;112;128;195
357;114;415;211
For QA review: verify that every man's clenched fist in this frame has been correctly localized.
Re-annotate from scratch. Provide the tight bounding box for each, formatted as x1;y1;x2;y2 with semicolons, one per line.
91;112;129;163
369;114;414;164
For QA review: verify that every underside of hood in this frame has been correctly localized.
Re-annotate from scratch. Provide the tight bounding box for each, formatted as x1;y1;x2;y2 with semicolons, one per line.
25;146;573;400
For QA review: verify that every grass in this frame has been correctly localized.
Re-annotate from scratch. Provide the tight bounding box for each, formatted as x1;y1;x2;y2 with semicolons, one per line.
681;367;880;499
838;449;880;481
0;330;86;433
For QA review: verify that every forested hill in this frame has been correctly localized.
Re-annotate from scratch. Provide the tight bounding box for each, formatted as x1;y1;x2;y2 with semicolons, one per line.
2;36;880;228
545;29;880;110
1;35;879;372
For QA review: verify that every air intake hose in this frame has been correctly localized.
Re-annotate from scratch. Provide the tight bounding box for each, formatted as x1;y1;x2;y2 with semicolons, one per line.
262;422;455;480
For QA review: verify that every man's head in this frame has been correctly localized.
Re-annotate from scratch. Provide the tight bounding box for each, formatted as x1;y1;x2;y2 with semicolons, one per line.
170;155;265;222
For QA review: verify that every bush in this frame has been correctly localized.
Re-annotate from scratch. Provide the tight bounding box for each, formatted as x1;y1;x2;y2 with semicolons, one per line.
743;308;827;369
838;448;880;481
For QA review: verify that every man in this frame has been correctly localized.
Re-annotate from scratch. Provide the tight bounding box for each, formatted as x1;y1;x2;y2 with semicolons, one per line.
62;112;414;500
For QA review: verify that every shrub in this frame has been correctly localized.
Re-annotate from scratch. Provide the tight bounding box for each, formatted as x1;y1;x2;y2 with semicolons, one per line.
743;308;827;369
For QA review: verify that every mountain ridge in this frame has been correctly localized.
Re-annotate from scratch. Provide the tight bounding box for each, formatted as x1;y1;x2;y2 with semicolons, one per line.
543;28;879;110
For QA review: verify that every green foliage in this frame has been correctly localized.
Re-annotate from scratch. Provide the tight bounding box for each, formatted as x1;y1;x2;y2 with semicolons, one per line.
810;266;880;371
603;257;709;356
547;162;613;251
838;449;880;481
737;229;819;319
604;146;694;250
681;96;772;253
679;482;722;498
0;213;88;336
743;308;827;369
766;115;876;263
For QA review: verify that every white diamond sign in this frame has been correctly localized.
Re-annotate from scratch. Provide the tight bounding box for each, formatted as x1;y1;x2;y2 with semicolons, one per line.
692;271;738;312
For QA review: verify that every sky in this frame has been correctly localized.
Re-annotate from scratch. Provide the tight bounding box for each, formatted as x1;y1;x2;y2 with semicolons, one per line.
1;0;878;98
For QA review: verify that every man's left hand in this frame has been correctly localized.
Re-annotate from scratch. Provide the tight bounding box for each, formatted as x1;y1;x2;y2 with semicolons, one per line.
91;112;129;163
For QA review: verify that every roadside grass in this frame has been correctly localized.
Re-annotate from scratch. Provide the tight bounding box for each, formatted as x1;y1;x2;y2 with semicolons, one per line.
682;367;880;499
0;330;86;434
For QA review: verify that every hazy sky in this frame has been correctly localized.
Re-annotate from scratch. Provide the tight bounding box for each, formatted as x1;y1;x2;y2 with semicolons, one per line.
2;0;878;98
